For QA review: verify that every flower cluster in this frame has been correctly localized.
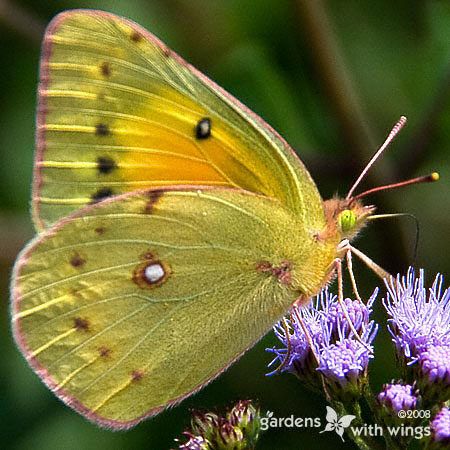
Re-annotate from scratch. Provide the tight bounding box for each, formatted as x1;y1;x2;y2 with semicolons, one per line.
177;400;261;450
174;268;449;450
268;268;450;449
267;288;378;399
384;268;450;362
384;268;450;404
377;382;418;414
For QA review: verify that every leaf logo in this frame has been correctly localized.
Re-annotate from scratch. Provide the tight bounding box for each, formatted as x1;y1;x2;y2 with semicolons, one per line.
266;410;274;418
319;406;356;442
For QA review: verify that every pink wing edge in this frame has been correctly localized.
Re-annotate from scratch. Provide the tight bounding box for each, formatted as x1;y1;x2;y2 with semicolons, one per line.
12;185;273;430
32;8;311;230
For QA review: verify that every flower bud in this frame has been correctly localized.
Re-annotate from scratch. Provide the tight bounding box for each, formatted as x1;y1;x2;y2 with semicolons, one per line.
427;407;450;449
227;400;261;446
191;412;220;441
417;344;450;404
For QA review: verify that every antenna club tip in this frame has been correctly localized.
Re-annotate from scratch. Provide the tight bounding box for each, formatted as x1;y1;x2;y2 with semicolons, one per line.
399;115;407;122
430;172;440;182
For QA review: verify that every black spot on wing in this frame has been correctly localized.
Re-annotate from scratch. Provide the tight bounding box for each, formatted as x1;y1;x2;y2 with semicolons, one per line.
195;118;211;140
100;62;111;77
95;123;110;136
131;369;144;381
70;253;85;268
91;187;114;203
97;156;117;174
94;226;106;235
73;317;89;331
130;31;142;43
99;346;111;357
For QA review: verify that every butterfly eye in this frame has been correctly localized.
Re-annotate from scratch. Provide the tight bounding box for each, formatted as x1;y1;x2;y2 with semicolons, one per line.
338;209;357;233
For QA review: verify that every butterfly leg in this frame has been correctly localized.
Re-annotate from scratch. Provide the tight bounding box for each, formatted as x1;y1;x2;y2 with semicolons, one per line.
338;238;363;303
334;258;373;350
268;303;320;376
347;244;392;282
290;307;333;401
290;306;319;364
287;295;322;368
335;257;359;333
269;317;292;374
345;248;362;303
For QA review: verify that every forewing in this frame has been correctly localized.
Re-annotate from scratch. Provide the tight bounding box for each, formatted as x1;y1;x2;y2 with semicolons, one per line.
34;10;324;229
12;188;315;428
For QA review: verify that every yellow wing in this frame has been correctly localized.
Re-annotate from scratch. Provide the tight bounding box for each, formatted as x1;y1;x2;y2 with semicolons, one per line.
34;10;324;229
12;188;337;428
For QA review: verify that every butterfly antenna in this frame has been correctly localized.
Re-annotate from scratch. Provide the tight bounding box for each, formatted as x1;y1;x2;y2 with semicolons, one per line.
346;116;407;200
351;173;439;201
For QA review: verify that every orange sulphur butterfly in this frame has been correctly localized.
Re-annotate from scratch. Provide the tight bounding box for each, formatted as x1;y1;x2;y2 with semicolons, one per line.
11;9;433;429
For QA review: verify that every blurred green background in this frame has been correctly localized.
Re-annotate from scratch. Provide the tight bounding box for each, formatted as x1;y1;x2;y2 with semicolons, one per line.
1;0;449;449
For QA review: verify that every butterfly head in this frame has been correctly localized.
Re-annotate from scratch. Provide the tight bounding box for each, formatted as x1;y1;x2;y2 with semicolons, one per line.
323;197;375;242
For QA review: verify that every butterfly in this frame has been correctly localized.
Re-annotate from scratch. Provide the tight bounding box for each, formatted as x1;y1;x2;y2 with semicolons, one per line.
320;406;356;442
10;9;436;429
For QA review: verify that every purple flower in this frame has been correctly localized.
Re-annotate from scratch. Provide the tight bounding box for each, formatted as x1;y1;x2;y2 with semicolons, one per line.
419;344;450;384
325;292;376;338
267;287;378;393
317;318;377;391
266;289;327;379
431;407;450;444
178;434;211;450
317;336;375;386
384;268;450;363
418;344;450;402
384;268;450;403
377;383;418;414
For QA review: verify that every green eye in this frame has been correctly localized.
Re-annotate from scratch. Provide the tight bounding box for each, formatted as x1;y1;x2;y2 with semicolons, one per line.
338;209;357;233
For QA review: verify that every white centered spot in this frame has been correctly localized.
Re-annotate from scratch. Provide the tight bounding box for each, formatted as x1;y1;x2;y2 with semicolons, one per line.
144;263;165;283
